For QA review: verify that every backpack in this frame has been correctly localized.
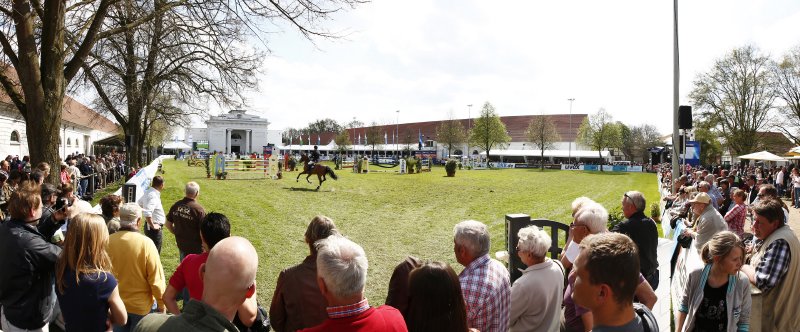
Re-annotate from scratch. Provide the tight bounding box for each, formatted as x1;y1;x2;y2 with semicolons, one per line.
634;302;659;332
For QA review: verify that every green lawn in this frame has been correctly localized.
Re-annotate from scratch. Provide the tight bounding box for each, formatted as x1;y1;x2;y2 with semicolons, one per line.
153;159;659;307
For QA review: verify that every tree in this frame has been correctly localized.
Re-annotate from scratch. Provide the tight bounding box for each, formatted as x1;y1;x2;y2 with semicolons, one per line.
0;0;362;184
469;102;510;166
620;123;662;162
365;121;383;160
307;118;343;134
333;129;351;153
689;45;776;156
693;119;723;165
400;128;415;154
772;46;800;144
577;108;622;170
436;111;466;158
525;114;560;170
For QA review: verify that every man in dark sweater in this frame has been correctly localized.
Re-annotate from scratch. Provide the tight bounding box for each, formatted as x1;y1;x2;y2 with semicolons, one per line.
611;190;660;290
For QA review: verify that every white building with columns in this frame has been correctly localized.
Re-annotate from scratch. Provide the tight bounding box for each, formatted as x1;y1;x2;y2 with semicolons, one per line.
185;109;282;154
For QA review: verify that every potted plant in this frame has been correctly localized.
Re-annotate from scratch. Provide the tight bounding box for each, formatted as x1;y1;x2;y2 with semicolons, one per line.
205;154;211;178
445;159;457;177
650;202;661;224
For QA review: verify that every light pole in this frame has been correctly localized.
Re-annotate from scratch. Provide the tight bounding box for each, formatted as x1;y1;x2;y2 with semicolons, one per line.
568;98;575;164
466;104;473;158
352;117;356;157
395;110;399;157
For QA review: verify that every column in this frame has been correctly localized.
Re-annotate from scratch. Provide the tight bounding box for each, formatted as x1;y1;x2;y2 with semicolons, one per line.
245;129;251;154
226;129;232;154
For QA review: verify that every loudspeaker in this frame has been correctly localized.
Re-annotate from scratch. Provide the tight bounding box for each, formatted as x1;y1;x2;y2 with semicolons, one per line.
125;135;135;147
679;106;692;129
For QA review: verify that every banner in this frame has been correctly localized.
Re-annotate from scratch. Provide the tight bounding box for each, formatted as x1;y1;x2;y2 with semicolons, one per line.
683;141;701;166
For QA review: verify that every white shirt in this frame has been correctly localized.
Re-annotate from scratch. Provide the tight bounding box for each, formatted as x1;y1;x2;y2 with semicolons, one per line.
776;170;785;185
509;259;564;332
138;187;165;225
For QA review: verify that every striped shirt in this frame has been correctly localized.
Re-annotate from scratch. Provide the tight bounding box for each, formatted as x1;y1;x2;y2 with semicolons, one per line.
754;239;791;292
326;299;370;319
459;255;511;332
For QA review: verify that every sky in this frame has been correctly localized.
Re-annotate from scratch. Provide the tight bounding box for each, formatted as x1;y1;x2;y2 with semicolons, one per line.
193;0;800;136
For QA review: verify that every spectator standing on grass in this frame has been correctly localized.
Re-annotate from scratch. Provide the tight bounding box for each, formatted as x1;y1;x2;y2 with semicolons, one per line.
611;191;659;290
56;213;128;331
136;237;260;332
740;198;800;331
138;176;165;253
676;231;750;332
0;184;62;331
166;181;205;259
572;233;657;332
270;215;339;332
453;220;511;332
162;213;259;329
108;203;166;332
775;166;785;197
299;235;407;332
405;261;476;332
509;225;564;332
100;194;123;234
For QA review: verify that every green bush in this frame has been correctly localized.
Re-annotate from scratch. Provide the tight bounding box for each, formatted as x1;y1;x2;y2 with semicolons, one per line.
406;157;417;174
445;159;457;176
607;205;625;230
650;202;661;223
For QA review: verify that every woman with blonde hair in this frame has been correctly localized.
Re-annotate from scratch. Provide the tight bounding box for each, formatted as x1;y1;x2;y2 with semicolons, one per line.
56;212;127;331
677;231;751;332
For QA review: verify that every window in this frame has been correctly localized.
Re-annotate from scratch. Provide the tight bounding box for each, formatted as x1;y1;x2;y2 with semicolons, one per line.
67;138;72;147
231;133;242;139
10;130;19;143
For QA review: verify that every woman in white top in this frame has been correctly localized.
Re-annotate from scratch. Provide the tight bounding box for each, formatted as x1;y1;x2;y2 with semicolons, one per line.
791;168;800;208
509;225;564;332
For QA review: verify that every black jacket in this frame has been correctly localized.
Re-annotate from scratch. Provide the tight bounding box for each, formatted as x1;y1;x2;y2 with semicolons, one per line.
611;211;659;277
0;219;62;329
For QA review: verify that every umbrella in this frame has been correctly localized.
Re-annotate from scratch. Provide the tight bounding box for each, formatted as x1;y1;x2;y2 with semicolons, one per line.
737;150;788;162
163;141;192;150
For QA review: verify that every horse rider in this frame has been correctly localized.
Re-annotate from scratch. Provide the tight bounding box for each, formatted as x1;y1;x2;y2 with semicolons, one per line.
309;145;320;171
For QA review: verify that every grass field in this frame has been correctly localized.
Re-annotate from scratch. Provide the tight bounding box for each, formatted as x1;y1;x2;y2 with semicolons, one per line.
151;159;659;307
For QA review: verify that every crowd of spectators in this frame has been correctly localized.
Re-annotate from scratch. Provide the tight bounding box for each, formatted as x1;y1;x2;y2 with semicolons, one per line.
6;157;800;331
661;162;800;331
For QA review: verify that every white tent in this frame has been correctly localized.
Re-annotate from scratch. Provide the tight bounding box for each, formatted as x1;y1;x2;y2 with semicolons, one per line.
737;150;787;162
163;141;191;150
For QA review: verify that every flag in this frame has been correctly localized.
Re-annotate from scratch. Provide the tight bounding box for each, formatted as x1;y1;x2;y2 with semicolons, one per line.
358;133;361;145
317;135;321;145
418;129;423;147
308;135;311;145
364;132;368;145
384;132;388;145
299;134;303;145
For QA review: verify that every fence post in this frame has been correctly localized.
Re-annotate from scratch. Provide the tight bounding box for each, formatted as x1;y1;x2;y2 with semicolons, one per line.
505;213;531;284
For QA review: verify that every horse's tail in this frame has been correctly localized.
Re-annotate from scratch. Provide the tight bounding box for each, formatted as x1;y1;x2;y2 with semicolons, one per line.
327;167;338;180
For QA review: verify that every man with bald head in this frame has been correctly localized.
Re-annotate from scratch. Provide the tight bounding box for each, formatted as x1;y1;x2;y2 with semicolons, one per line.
135;236;259;331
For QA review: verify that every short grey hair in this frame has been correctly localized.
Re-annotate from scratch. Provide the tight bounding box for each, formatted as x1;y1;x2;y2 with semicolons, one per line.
185;181;200;197
517;225;551;258
453;220;491;257
576;203;609;234
315;235;368;299
571;196;595;216
624;191;646;213
705;174;715;183
698;181;711;190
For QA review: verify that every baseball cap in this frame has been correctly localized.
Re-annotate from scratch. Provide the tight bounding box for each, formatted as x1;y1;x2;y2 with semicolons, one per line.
119;203;142;223
688;192;711;204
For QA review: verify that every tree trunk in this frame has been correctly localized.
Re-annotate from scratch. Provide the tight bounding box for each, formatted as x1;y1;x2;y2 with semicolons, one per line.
541;150;545;171
599;150;604;171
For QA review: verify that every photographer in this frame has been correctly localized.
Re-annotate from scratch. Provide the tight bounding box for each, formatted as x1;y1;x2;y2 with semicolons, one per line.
38;184;72;242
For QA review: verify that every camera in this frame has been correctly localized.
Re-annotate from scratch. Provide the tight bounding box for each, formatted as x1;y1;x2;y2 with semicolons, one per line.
53;197;73;212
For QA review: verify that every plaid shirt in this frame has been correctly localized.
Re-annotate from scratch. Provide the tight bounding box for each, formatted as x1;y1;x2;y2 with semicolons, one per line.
754;239;791;292
723;203;746;237
459;255;511;332
325;298;370;319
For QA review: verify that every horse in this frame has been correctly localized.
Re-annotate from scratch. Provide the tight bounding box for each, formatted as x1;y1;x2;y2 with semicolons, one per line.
296;153;338;190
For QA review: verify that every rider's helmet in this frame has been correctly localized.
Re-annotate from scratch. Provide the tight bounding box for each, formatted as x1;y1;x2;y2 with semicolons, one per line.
313;145;318;150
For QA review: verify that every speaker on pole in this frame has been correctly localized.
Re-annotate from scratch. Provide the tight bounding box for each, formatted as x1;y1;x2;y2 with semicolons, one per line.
679;106;692;129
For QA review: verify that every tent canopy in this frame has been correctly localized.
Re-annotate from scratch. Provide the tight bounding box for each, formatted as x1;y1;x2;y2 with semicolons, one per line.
163;141;191;150
737;150;787;162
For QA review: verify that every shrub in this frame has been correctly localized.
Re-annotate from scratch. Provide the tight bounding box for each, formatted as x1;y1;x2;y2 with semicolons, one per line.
650;202;661;223
445;159;457;176
607;205;625;230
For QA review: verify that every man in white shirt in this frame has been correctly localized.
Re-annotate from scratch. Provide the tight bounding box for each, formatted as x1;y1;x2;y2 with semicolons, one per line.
776;166;785;198
139;175;166;253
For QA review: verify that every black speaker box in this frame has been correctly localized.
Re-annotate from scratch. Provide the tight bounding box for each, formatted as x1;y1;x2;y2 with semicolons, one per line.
679;106;692;129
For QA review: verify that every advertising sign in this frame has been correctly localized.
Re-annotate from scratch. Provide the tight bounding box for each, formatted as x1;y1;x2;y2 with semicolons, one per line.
683;141;701;166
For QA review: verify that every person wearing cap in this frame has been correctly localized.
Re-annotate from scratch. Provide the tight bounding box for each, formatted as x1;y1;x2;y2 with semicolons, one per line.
682;192;728;251
108;203;166;332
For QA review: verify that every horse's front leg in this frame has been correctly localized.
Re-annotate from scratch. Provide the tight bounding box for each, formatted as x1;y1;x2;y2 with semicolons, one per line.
306;174;312;184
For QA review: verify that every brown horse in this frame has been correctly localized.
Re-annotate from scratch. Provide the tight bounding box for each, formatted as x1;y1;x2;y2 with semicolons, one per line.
296;154;338;190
